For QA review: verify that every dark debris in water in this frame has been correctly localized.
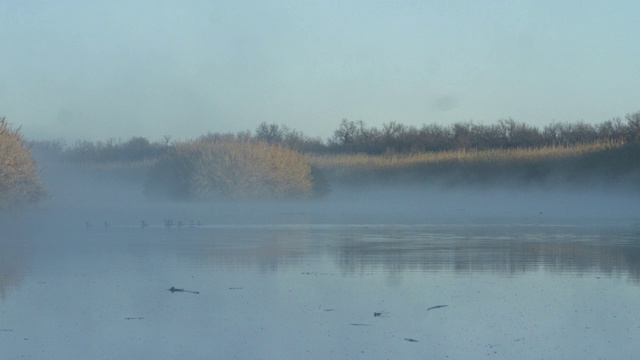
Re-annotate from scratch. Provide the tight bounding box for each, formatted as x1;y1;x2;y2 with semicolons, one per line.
301;272;337;276
374;311;390;319
168;287;200;294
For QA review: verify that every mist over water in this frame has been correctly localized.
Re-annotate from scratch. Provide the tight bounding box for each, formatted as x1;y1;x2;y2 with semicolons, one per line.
2;160;640;359
30;152;640;226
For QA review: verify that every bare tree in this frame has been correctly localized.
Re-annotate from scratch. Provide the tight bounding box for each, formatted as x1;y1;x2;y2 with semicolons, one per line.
626;111;640;142
332;119;358;145
255;122;284;144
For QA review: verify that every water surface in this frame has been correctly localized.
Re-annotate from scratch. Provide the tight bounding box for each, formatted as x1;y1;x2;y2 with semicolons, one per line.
2;199;639;359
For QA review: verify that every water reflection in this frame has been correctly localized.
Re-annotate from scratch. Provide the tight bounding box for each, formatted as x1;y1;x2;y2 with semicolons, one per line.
173;224;640;283
174;226;313;272
337;227;640;281
2;213;639;360
0;233;32;300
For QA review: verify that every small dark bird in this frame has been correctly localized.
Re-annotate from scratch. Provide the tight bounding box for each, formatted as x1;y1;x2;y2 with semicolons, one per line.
141;220;147;228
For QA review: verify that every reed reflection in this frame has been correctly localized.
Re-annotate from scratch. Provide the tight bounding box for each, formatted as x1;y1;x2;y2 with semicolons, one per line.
175;226;313;272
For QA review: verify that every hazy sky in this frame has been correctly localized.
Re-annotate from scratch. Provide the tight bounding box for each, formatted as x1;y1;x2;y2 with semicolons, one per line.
2;0;639;142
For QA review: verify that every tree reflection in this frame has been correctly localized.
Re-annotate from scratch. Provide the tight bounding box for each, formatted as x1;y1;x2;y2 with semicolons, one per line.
335;227;640;283
173;225;640;284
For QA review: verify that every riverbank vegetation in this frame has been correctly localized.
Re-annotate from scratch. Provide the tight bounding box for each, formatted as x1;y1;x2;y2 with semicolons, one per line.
311;140;640;189
26;111;640;200
36;111;640;159
0;117;46;208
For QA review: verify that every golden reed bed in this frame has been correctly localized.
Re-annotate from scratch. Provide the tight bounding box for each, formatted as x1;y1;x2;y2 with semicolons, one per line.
310;140;625;170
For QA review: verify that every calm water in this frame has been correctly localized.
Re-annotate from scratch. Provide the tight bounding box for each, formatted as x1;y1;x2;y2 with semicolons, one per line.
2;197;640;359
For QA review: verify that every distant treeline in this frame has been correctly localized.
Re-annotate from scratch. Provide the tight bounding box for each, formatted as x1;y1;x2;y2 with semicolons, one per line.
326;112;640;154
32;136;170;163
31;111;640;163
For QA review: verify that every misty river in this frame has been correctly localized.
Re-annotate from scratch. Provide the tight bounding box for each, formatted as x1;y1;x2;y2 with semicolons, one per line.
2;189;640;359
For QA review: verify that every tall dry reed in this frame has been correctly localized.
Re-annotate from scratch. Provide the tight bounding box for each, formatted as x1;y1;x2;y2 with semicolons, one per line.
310;140;637;187
146;139;314;200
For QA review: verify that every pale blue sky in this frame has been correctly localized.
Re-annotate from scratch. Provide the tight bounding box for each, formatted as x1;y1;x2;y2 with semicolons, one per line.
1;0;639;141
